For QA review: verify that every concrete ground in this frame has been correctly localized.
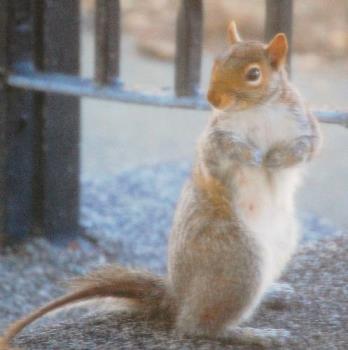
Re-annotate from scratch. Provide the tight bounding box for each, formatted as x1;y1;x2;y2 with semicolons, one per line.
81;32;348;231
1;231;347;350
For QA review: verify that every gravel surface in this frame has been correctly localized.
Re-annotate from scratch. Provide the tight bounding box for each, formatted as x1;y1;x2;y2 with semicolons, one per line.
80;162;191;274
0;162;346;349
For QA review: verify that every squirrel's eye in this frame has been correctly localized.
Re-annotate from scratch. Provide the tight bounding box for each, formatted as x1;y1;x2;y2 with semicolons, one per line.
245;67;261;82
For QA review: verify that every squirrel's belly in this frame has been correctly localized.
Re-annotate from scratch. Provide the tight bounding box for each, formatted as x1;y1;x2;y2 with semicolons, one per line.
232;167;300;281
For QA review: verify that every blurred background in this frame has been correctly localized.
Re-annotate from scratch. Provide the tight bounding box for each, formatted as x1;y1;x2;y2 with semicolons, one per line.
80;0;348;238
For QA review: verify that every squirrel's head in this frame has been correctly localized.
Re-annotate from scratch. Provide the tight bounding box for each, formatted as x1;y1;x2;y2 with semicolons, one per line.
207;21;288;111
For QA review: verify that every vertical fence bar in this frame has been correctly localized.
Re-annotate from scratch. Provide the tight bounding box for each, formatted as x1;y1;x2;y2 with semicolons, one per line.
95;0;121;84
0;0;8;240
175;0;203;97
34;0;80;240
0;0;35;242
31;0;44;235
265;0;293;73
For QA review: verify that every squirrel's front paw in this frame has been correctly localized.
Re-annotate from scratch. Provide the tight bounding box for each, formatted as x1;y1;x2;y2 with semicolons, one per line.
229;137;263;167
263;283;296;310
290;136;313;161
264;136;313;168
242;147;263;167
263;147;290;168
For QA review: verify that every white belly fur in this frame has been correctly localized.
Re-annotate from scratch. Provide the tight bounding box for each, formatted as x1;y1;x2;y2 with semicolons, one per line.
220;104;303;287
234;166;301;287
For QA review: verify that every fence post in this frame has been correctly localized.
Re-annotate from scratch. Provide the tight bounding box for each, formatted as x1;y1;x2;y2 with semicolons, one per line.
95;0;121;85
0;0;6;241
0;0;80;243
0;0;36;242
33;0;80;241
175;0;203;97
265;0;293;73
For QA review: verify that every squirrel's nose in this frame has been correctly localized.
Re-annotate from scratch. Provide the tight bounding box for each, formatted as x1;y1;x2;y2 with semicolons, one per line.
207;89;235;110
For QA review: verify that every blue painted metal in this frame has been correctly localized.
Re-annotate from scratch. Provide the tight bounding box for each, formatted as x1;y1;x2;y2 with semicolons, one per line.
7;69;348;127
7;69;209;110
0;0;36;242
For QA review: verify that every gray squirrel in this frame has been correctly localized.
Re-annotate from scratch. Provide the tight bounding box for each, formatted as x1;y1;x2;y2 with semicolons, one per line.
0;22;321;350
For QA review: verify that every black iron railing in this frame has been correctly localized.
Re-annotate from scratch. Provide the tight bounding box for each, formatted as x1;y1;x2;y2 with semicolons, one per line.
0;0;347;242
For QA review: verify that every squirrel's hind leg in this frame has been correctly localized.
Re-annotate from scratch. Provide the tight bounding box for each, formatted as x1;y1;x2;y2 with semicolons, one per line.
174;292;257;340
175;310;294;348
219;326;293;348
263;282;296;310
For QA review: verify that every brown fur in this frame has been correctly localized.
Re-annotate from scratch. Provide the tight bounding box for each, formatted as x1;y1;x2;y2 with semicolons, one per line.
207;32;289;111
0;266;172;350
0;22;322;350
207;42;273;109
192;165;231;220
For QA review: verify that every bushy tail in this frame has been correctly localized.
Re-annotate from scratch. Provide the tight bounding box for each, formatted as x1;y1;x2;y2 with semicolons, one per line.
0;265;173;350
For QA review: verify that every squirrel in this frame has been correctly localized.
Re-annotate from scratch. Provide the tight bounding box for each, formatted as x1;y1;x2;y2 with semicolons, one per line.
0;21;321;350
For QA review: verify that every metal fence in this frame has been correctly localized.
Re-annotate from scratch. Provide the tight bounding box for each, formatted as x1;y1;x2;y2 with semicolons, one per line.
0;0;347;242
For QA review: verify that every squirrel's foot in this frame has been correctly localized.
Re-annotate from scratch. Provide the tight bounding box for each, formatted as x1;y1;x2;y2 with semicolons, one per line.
219;326;294;348
263;282;295;310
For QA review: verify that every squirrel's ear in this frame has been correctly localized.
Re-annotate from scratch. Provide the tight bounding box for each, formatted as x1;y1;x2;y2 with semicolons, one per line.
227;21;241;45
266;33;288;69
